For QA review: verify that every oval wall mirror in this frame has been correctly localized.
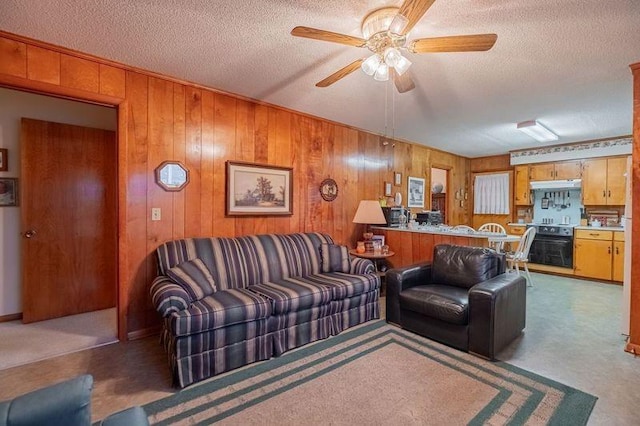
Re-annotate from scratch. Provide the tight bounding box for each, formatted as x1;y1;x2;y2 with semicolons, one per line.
155;161;190;192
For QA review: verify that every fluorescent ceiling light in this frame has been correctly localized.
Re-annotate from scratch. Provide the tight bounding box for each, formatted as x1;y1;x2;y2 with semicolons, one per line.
517;120;559;142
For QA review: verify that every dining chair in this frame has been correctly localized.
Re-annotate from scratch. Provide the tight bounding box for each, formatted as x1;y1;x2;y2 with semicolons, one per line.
506;226;536;287
478;222;507;251
452;225;476;234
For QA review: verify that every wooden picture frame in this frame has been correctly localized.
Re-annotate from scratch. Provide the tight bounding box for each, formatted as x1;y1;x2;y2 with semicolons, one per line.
0;149;7;172
407;176;426;208
155;160;189;192
226;161;293;216
0;177;18;207
394;172;402;186
320;178;338;202
384;181;392;197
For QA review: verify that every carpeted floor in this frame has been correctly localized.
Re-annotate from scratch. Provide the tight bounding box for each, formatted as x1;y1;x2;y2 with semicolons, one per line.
0;308;118;370
145;321;597;426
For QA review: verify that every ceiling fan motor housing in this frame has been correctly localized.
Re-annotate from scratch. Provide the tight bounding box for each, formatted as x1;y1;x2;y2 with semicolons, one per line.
362;7;407;53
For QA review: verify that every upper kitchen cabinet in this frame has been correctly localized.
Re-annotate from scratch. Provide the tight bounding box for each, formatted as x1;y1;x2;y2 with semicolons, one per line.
582;156;627;205
514;165;531;205
529;160;582;181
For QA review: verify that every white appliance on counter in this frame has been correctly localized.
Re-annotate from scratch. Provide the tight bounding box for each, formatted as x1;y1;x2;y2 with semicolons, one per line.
622;156;632;335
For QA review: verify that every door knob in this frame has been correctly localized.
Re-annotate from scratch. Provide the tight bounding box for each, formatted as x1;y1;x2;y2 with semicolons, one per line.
24;230;37;239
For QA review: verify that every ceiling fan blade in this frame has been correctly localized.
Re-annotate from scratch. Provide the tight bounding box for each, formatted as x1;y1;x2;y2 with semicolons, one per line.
409;34;498;53
316;59;364;87
392;69;416;93
396;0;436;35
291;26;366;47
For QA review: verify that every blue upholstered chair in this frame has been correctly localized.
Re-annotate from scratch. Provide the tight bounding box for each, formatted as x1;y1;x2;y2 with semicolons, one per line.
0;375;148;426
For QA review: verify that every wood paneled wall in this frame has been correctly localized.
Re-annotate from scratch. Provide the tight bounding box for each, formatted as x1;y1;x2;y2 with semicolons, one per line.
0;31;470;338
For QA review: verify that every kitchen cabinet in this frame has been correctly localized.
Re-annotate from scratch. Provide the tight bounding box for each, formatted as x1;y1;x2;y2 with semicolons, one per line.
612;231;625;282
574;229;624;282
514;165;531;205
582;157;627;205
529;160;582;181
507;224;526;236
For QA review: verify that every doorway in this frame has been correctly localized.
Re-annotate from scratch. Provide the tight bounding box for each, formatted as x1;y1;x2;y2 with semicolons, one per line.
430;167;448;222
0;87;118;367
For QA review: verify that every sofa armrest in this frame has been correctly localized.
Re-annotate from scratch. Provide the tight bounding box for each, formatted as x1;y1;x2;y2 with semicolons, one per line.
349;257;375;274
385;262;433;324
0;375;92;426
150;276;192;318
100;406;149;426
468;273;527;359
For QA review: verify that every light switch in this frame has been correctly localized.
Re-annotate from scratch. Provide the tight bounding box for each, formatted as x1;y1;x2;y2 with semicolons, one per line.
151;208;161;221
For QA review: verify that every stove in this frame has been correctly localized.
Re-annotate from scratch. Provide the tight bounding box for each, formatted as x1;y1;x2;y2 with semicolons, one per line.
527;223;576;237
526;224;574;268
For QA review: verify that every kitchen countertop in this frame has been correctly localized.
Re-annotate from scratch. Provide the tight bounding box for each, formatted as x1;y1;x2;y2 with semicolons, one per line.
574;225;624;231
372;226;504;239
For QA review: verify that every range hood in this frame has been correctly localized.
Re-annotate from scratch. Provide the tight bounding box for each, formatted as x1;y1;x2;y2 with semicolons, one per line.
530;179;582;190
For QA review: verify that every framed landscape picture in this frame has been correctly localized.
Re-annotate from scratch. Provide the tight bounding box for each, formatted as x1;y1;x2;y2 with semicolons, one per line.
407;176;425;208
0;177;18;207
226;161;293;216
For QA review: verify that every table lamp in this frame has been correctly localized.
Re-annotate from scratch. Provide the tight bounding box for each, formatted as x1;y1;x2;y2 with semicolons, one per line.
352;200;387;241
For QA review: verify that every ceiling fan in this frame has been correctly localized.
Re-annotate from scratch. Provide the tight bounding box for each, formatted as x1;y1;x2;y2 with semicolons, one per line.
291;0;497;93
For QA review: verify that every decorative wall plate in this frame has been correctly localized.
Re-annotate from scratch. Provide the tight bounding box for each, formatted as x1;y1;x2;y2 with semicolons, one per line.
319;178;338;201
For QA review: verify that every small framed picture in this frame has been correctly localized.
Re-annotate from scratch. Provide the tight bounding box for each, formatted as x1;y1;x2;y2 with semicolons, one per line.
394;172;402;186
541;198;549;209
0;149;7;172
371;234;385;246
384;181;392;197
407;176;425;208
0;178;18;207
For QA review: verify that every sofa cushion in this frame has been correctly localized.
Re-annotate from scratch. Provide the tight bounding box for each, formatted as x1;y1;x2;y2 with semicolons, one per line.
315;272;379;299
167;259;217;301
320;244;350;273
249;278;334;314
431;244;500;289
399;285;469;325
167;288;272;336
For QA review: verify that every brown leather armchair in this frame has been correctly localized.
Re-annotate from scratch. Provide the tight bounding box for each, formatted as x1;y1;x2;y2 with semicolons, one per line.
386;244;526;359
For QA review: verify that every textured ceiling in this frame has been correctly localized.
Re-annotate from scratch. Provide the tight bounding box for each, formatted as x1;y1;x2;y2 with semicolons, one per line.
1;0;639;157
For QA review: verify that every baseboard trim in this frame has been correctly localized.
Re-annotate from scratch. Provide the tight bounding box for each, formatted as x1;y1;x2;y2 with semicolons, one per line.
0;313;22;323
624;342;640;356
127;325;161;341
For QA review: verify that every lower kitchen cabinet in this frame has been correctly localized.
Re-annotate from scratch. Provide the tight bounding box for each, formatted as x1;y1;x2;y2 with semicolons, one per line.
612;232;625;282
574;229;624;282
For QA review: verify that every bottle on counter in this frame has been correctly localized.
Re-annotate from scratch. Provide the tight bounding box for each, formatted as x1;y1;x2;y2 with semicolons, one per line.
580;208;588;226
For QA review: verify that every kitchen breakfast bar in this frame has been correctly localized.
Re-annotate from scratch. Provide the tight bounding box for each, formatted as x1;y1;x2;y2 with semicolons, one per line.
372;226;501;269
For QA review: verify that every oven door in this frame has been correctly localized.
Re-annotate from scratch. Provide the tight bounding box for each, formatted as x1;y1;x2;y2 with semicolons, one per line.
529;237;573;268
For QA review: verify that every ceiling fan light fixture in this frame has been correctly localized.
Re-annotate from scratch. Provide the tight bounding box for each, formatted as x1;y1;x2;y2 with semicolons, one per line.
373;63;390;81
389;13;409;35
517;120;559;142
362;54;382;76
383;47;402;67
394;55;412;76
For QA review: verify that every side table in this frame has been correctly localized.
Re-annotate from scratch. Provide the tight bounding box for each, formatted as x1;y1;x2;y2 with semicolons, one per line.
349;249;395;296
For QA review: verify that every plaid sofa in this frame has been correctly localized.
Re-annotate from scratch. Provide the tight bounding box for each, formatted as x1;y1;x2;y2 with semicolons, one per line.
150;232;380;387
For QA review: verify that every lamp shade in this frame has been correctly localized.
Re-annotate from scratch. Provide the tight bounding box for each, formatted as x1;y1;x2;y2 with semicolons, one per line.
352;200;387;224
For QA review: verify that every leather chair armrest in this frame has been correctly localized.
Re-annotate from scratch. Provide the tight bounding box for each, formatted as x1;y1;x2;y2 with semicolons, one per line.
100;406;149;426
468;273;527;359
0;375;93;426
385;262;432;324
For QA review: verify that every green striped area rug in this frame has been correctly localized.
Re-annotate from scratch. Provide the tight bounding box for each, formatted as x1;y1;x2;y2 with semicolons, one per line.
145;321;596;425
